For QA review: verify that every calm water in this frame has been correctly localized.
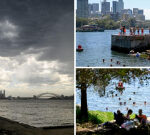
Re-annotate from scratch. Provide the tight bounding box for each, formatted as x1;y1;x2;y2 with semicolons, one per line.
0;99;73;127
76;30;150;67
76;81;150;116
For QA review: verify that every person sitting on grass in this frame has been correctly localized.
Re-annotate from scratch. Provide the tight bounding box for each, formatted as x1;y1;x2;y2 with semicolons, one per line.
125;109;133;120
114;110;125;126
136;109;147;125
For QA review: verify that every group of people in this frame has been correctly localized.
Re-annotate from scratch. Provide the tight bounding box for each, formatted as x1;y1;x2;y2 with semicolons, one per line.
120;26;150;35
129;27;145;35
129;50;140;57
114;109;147;127
120;26;126;35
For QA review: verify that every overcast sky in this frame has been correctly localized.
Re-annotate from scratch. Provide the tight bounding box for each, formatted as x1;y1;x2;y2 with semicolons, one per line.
88;0;150;20
0;0;74;97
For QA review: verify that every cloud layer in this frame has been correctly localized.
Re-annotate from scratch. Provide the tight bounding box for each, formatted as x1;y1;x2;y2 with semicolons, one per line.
0;0;74;97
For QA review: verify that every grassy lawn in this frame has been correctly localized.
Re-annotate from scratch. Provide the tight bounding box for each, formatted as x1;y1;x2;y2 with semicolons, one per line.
77;106;135;124
88;111;114;124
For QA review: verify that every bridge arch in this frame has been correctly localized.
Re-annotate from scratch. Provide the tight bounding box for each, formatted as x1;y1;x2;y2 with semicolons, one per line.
36;92;60;98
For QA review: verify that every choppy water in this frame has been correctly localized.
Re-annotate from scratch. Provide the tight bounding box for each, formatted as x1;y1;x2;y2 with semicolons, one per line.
0;99;74;127
76;81;150;116
76;30;150;67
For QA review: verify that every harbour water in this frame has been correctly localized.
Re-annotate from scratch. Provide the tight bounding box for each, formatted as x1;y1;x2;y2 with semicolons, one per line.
76;81;150;116
0;99;74;127
76;30;150;67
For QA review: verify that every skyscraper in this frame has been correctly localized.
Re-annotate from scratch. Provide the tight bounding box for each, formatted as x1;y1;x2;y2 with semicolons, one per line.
89;3;99;14
112;1;119;14
92;3;99;14
77;0;89;18
118;0;124;13
133;8;139;15
101;0;110;15
138;9;144;15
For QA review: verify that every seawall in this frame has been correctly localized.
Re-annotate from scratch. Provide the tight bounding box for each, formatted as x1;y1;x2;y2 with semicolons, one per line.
111;34;150;53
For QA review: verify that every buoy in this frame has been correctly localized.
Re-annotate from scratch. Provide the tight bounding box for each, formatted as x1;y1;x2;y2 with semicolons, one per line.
76;45;83;52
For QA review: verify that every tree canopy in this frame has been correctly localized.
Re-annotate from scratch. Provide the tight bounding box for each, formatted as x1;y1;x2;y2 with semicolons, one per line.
76;68;150;120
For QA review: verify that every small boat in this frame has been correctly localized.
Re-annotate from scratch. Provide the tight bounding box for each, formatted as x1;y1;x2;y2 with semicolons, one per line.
76;45;83;52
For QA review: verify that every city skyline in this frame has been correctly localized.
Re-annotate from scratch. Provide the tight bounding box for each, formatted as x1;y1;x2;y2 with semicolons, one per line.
88;0;150;20
0;0;74;97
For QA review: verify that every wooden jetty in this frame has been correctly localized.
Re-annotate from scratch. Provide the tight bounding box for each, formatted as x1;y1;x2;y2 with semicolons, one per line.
111;34;150;53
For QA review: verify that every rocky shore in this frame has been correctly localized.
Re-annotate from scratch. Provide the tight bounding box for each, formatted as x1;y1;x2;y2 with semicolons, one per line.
0;116;74;135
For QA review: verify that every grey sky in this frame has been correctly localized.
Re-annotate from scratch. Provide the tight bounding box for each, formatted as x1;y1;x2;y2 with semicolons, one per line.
0;0;74;97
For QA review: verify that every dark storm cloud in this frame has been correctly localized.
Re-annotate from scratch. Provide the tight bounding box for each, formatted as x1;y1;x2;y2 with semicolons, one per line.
0;0;74;66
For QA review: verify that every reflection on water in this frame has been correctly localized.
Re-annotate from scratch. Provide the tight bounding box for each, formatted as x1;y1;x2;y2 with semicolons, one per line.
0;100;73;127
76;82;150;116
76;30;150;67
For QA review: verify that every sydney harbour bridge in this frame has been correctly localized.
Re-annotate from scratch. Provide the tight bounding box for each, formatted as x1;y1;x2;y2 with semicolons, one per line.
34;92;63;99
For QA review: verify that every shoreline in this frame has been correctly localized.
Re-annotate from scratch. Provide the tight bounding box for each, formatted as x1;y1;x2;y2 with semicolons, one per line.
0;116;74;135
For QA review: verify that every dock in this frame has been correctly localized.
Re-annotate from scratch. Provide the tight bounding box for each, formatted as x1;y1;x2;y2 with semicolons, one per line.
111;34;150;53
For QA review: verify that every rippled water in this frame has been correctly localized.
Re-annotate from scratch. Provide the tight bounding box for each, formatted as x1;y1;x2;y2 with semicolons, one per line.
0;99;73;127
76;30;150;67
76;81;150;116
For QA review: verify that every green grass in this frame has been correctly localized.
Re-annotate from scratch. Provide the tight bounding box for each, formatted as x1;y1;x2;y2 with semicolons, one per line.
140;54;148;59
88;111;114;124
76;106;136;124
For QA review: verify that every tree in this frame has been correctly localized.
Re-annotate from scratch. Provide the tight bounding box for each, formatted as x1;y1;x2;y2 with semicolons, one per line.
76;69;94;121
128;18;136;27
76;69;150;121
76;18;88;28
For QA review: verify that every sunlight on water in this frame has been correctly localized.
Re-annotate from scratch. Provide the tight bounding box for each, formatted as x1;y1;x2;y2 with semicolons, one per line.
76;81;150;116
76;30;150;67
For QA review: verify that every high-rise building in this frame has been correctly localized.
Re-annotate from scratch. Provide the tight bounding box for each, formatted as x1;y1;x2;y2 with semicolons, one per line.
112;1;119;14
133;8;139;15
133;8;145;21
101;0;110;15
118;0;124;13
0;90;5;99
89;3;99;14
88;4;92;16
77;0;89;18
138;9;144;15
92;3;99;14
